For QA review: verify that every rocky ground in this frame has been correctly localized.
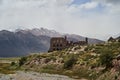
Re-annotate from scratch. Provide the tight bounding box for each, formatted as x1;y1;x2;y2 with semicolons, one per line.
0;71;76;80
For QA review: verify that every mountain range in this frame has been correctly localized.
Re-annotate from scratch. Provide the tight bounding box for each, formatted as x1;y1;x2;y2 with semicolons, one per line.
0;28;104;57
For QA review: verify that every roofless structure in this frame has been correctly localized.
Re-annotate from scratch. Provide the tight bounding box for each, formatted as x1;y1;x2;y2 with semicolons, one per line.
48;36;88;52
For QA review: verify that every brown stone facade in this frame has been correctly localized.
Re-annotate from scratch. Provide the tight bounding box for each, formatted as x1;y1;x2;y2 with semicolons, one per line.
48;36;88;52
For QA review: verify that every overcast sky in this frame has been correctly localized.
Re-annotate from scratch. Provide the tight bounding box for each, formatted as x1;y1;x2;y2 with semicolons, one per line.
0;0;120;40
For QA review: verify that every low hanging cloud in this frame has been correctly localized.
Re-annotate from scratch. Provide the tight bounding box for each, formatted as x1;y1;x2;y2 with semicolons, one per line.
79;2;98;10
93;0;120;4
93;0;120;13
0;0;120;40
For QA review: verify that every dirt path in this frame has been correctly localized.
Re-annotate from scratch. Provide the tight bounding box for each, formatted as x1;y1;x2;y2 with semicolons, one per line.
0;71;76;80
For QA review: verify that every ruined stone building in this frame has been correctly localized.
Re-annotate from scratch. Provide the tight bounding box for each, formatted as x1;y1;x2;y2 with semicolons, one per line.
108;36;120;42
48;36;88;52
48;36;68;52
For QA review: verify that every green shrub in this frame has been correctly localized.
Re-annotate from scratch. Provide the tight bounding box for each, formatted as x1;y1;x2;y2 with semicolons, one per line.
19;57;27;66
84;47;89;51
118;39;120;42
64;54;77;69
42;64;56;70
96;44;104;46
11;62;15;66
99;50;114;69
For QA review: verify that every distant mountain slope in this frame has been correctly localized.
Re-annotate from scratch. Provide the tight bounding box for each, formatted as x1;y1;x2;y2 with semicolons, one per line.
15;28;62;37
116;36;120;39
113;33;120;39
0;30;50;57
16;28;103;43
64;34;103;44
0;28;104;57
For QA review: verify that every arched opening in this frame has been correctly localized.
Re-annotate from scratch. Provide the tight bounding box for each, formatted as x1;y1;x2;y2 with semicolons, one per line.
57;48;60;50
60;44;62;47
57;44;59;47
53;48;56;51
53;44;55;47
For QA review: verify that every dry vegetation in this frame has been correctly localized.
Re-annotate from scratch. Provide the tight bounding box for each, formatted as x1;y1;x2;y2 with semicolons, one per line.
1;41;120;80
0;58;20;74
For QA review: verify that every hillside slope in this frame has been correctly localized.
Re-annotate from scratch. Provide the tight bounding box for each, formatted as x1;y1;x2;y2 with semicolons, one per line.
18;40;120;80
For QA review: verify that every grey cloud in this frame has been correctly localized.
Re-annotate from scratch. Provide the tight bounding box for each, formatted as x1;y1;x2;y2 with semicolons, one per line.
92;0;120;14
104;0;120;4
93;0;120;4
0;0;3;5
0;0;120;40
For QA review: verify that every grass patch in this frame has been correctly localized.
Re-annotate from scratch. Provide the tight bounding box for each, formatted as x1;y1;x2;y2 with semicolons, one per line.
0;57;20;62
0;63;15;74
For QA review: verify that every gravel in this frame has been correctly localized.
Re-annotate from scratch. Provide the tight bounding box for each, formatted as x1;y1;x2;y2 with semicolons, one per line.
0;71;75;80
